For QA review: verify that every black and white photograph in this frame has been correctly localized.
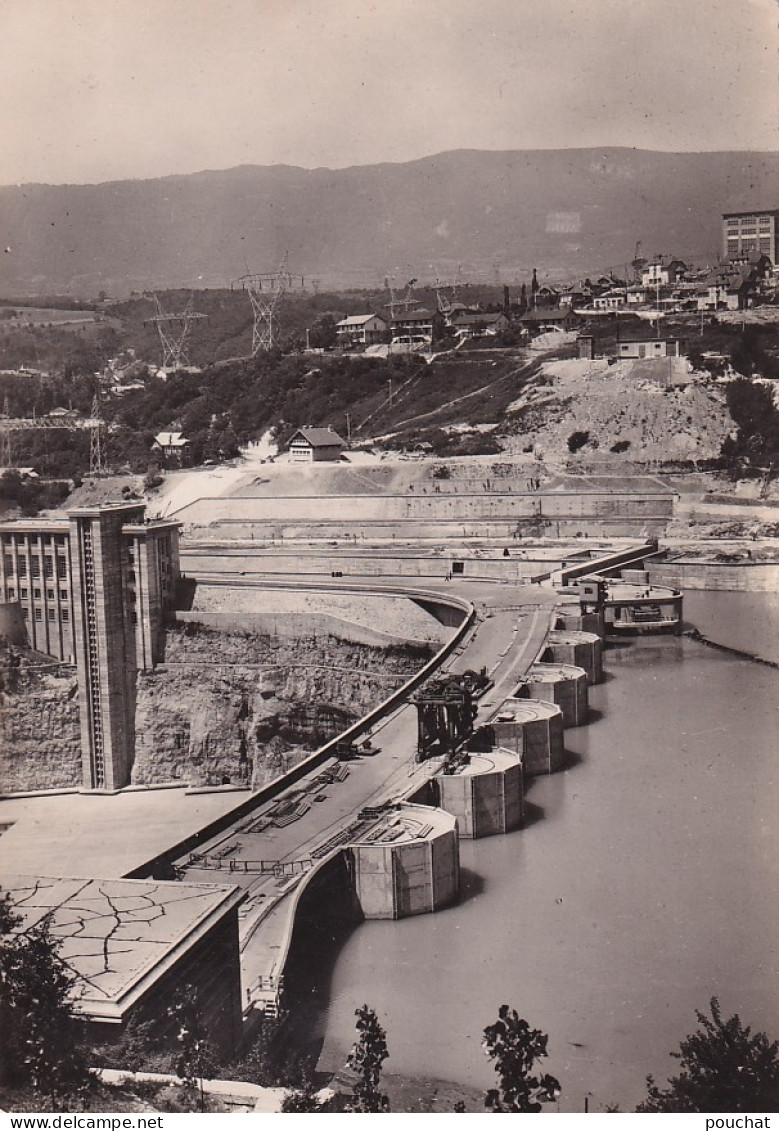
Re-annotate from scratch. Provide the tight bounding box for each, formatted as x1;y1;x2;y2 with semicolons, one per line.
0;0;778;1117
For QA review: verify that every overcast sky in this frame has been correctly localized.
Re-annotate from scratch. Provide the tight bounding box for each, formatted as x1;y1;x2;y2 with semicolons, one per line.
1;0;777;185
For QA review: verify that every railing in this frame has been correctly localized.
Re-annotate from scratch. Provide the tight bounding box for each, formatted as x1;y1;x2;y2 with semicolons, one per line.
186;853;313;875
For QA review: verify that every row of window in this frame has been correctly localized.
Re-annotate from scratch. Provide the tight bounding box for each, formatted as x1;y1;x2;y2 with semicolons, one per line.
6;587;69;601
725;215;773;226
0;533;67;547
2;553;68;579
23;607;69;622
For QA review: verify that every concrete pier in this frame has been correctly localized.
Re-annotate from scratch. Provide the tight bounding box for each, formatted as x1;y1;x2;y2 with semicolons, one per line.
518;662;589;727
555;605;605;638
437;749;523;838
490;698;565;776
544;629;603;684
350;803;459;919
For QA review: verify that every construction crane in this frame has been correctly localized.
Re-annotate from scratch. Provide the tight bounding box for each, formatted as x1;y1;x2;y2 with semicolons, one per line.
234;252;303;355
146;294;208;370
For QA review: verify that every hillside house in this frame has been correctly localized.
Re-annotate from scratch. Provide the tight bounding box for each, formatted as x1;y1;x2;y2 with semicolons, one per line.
449;311;510;338
592;289;627;310
335;313;388;346
696;265;758;311
535;285;560;304
520;306;579;333
389;308;444;344
626;285;650;306
560;284;594;308
641;259;687;287
616;335;687;359
287;427;346;463
152;431;192;467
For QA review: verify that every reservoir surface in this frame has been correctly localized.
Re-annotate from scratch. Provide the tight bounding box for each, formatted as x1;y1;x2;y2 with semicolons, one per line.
308;591;779;1112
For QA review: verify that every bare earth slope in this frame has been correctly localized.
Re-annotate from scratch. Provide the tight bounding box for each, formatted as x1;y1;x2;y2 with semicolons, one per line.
500;358;730;465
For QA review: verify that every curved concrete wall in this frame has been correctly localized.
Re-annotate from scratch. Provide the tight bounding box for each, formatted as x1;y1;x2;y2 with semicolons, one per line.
490;700;565;776
438;753;523;839
351;805;459;919
519;662;589;727
544;630;603;684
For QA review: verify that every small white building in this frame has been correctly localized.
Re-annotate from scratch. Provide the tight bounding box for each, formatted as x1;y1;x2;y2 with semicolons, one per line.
592;289;627;310
287;427;346;463
617;336;687;359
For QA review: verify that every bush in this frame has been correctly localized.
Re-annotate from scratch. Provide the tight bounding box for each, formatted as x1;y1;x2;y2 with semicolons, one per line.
567;430;590;453
610;439;631;453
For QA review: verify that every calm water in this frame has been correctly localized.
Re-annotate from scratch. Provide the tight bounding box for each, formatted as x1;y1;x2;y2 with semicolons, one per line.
311;592;779;1112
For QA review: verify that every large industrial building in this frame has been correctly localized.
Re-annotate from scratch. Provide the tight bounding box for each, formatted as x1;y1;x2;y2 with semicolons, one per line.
722;209;779;263
0;502;181;791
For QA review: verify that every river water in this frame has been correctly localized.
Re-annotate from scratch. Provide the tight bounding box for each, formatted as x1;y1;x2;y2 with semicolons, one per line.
311;592;779;1112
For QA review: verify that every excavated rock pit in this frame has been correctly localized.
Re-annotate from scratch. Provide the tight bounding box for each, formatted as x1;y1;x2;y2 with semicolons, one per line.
0;650;81;793
131;621;433;788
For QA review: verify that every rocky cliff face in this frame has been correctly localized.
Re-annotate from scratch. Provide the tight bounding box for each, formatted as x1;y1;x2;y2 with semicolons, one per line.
0;651;81;792
131;623;431;787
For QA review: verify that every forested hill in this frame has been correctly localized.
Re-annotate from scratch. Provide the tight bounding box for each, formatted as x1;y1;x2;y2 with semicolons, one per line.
1;148;777;296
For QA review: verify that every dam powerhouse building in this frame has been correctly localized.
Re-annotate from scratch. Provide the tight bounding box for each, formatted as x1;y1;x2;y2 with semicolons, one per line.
0;502;180;791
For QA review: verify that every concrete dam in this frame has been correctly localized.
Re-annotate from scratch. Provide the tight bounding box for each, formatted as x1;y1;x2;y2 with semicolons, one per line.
126;556;671;1028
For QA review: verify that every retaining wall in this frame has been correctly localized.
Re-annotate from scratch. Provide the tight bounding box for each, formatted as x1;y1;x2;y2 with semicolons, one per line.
648;560;779;593
175;610;446;649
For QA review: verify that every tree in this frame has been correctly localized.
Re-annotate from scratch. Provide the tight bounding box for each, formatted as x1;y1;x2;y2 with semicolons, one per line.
482;1005;560;1113
0;891;91;1104
167;988;219;1112
721;378;779;478
345;1004;390;1113
638;998;779;1113
281;1081;323;1112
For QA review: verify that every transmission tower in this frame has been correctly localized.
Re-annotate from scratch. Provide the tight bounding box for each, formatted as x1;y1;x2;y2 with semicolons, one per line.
235;253;298;355
1;395;12;468
148;294;208;370
387;276;420;319
89;394;105;475
434;266;463;316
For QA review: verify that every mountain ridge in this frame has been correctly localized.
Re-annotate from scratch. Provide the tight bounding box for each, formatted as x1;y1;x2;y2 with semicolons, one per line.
1;147;777;296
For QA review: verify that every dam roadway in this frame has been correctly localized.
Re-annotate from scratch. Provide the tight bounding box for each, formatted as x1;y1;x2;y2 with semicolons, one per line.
168;571;559;1013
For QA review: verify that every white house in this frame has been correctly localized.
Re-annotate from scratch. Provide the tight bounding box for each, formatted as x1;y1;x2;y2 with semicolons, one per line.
335;313;388;346
592;289;627;310
287;427;346;463
641;259;687;288
152;431;192;466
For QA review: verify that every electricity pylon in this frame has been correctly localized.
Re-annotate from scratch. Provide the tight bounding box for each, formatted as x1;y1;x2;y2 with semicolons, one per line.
89;394;105;475
387;276;420;319
148;294;207;369
235;253;300;354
